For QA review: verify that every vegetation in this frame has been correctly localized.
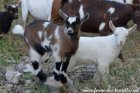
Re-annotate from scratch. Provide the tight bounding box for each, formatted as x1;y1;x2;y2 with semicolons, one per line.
0;0;140;93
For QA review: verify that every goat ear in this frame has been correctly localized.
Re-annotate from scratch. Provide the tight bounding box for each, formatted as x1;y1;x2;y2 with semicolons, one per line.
4;5;8;10
109;20;116;32
59;9;68;20
16;2;21;7
127;4;140;9
128;24;137;34
80;13;89;23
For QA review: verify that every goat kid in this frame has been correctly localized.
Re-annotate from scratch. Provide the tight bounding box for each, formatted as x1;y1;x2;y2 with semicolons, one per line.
0;4;20;35
68;21;137;86
12;10;89;85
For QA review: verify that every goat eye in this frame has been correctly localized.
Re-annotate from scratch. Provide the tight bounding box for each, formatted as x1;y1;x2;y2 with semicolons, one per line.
135;11;140;16
9;10;13;14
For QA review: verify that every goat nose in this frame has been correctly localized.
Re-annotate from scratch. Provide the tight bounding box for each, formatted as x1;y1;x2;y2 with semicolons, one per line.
120;41;123;45
67;30;73;34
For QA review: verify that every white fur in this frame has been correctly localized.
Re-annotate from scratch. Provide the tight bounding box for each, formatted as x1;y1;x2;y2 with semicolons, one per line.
38;31;43;39
107;0;133;4
99;22;106;31
49;35;53;39
33;67;41;75
41;32;50;48
12;25;25;35
43;22;50;28
53;67;60;74
21;0;54;24
52;44;61;62
68;24;136;78
54;26;60;40
29;47;41;62
79;5;84;19
107;7;115;14
68;0;73;3
68;17;76;24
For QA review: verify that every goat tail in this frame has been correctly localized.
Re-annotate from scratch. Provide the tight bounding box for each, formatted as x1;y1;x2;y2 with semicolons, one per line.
12;25;25;35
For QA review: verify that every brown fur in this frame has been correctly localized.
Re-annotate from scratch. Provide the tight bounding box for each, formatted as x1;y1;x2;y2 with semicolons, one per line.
133;0;140;4
51;0;62;22
24;21;81;58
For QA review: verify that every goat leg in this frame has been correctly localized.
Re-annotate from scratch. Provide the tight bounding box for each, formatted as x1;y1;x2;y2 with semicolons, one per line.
60;58;70;84
32;61;47;82
118;52;125;62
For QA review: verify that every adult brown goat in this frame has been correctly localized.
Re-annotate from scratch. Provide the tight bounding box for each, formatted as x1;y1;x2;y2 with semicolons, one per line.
61;0;140;35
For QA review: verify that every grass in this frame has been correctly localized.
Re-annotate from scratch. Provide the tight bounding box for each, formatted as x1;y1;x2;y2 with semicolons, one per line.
0;20;140;93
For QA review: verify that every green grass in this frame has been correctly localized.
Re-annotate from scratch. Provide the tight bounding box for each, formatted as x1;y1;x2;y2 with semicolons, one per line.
0;35;21;66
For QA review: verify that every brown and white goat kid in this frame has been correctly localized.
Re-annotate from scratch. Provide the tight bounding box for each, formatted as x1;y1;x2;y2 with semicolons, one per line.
12;10;89;84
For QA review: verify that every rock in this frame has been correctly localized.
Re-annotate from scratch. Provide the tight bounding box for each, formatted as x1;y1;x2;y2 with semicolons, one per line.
5;84;13;89
15;62;27;73
45;77;68;93
69;64;96;82
22;64;34;73
42;52;51;62
23;90;34;93
5;69;22;84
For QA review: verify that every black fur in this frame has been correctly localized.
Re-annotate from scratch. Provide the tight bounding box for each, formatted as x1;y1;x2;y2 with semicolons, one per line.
60;74;67;83
0;5;18;34
34;43;47;56
53;71;60;81
37;69;47;82
32;61;39;70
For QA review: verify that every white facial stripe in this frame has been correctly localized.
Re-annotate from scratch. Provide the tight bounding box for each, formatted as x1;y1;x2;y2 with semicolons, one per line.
79;5;84;19
107;7;115;14
43;22;49;28
68;17;76;24
11;5;16;8
54;26;60;40
99;22;106;31
38;31;43;39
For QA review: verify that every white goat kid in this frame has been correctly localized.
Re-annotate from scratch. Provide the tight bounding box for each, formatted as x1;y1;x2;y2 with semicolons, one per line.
68;21;137;86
